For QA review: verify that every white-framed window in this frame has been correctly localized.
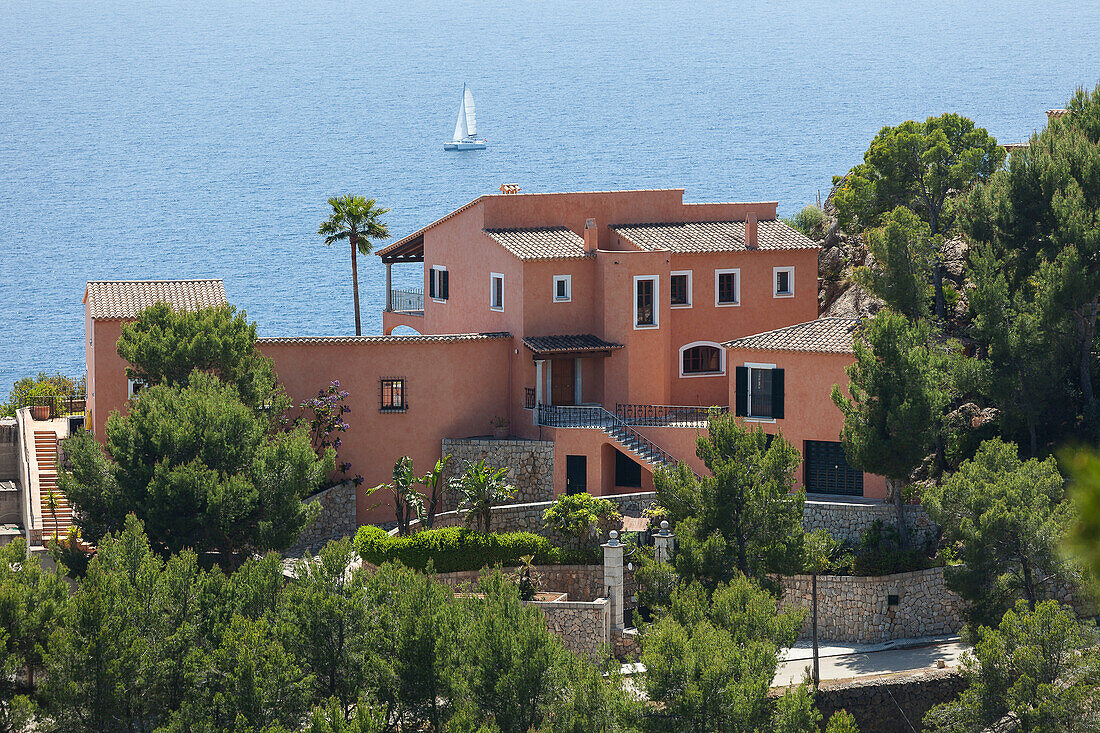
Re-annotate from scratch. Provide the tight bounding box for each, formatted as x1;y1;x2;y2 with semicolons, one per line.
738;361;782;422
127;377;147;397
429;265;449;302
679;341;725;377
715;268;740;306
670;270;692;308
553;275;572;302
774;266;795;298
490;272;504;311
633;275;659;329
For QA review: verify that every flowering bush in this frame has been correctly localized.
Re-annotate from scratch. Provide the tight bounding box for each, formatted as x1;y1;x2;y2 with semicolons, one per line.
301;380;362;487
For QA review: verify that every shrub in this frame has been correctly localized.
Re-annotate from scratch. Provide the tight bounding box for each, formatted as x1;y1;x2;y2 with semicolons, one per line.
354;526;593;573
542;492;621;548
781;205;826;238
851;520;929;576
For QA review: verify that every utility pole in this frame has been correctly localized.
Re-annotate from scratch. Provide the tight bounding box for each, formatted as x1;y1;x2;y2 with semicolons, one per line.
812;572;820;687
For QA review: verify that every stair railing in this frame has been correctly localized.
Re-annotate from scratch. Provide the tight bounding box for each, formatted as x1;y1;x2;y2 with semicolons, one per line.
536;404;682;469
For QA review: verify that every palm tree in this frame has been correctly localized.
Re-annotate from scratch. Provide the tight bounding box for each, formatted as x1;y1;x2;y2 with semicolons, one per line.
449;459;516;532
319;195;391;336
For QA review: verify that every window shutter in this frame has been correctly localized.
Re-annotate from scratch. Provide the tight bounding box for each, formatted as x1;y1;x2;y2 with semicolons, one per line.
429;268;436;299
771;368;785;419
440;270;449;300
735;367;748;416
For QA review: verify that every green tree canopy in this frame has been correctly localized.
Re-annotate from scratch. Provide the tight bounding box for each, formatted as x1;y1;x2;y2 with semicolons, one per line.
319;195;390;337
854;206;937;320
60;371;330;560
835;112;1004;319
117;302;288;416
832;312;943;543
924;439;1076;628
655;413;804;589
924;600;1100;732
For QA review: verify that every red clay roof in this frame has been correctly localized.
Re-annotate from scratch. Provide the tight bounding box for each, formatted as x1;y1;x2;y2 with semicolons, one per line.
257;332;511;345
521;334;624;354
484;227;590;260
723;318;860;354
611;220;818;253
84;279;227;320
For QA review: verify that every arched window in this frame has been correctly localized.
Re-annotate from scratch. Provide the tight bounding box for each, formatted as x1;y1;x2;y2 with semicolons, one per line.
680;343;724;376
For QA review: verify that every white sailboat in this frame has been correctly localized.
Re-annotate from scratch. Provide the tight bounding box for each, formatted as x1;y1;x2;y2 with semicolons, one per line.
444;84;487;150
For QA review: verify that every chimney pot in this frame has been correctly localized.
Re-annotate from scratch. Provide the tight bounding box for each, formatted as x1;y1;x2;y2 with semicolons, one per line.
745;212;758;249
584;218;598;253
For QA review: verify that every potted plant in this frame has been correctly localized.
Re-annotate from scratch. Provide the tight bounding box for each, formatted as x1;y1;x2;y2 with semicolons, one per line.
28;383;61;420
490;415;509;439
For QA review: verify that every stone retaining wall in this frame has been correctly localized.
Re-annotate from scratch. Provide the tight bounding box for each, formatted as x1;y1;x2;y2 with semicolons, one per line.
814;668;966;733
781;567;965;643
803;499;937;545
434;564;604;602
440;438;554;509
289;481;358;556
532;598;610;661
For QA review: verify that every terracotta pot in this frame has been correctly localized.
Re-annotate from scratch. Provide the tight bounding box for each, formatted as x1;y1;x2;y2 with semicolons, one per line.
30;404;50;421
492;426;509;439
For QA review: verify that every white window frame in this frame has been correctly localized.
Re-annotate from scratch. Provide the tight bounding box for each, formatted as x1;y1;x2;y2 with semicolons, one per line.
744;361;777;423
633;275;660;330
489;272;505;312
773;266;795;298
670;270;693;308
553;274;572;303
429;265;448;303
715;268;740;307
127;377;147;398
679;341;725;378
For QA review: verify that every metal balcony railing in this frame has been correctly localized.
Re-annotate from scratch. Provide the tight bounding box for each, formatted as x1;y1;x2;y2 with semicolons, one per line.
615;404;727;427
535;404;683;470
388;288;424;313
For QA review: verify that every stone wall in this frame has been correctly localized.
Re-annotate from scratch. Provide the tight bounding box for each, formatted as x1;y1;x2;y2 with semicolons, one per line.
440;438;554;510
803;498;937;546
782;568;965;643
289;481;358;556
434;564;605;602
0;421;16;482
532;597;611;661
814;668;966;733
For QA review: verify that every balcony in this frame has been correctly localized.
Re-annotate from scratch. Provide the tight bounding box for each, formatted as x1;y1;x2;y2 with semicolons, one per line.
386;287;424;315
615;403;727;427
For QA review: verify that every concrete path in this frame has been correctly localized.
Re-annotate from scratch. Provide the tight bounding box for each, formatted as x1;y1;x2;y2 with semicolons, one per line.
773;639;970;687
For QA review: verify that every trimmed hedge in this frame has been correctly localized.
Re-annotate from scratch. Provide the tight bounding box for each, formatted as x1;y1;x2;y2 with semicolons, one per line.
354;525;595;573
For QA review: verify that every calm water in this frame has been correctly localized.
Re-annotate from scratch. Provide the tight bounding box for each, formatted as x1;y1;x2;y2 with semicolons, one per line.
2;0;1099;395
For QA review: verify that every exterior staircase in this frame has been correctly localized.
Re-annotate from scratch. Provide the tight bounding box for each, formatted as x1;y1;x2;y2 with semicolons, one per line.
34;430;72;540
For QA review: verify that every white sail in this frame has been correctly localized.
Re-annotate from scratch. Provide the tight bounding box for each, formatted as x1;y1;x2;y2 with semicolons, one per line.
463;85;477;137
452;86;469;141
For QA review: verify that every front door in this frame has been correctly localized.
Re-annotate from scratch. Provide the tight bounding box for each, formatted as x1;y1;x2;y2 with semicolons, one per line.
551;358;576;406
566;455;587;495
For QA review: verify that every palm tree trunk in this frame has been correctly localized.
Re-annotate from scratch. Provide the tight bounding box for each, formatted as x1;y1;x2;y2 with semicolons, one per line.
350;232;362;336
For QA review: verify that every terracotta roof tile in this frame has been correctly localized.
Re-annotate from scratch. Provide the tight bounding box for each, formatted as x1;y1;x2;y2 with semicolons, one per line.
483;227;590;260
522;334;624;354
611;220;818;253
257;332;511;345
84;279;227;320
723;318;860;354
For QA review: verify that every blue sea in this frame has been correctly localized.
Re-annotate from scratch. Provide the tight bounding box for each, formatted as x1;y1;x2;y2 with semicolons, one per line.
2;0;1099;396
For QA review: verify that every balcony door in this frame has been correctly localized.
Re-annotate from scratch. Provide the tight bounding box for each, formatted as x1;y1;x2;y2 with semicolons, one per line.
551;358;576;406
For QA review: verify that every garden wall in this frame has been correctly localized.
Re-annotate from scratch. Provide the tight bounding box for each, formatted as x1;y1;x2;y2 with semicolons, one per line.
781;568;965;643
803;498;937;546
434;564;605;602
289;481;358;556
532;597;611;661
440;437;554;509
813;668;966;733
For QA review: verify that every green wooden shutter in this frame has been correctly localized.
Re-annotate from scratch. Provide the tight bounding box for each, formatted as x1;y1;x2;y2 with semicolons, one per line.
429;268;436;299
771;368;785;419
735;367;748;416
440;270;449;300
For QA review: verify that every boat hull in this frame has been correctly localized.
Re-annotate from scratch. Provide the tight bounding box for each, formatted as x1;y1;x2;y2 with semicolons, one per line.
444;139;487;151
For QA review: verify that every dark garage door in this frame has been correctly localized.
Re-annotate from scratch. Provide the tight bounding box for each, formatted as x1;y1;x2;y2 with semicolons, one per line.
804;440;863;496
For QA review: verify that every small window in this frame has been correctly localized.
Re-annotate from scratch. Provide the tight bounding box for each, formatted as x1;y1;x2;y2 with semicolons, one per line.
681;344;723;375
735;365;784;420
634;276;658;329
380;377;407;412
716;269;739;306
127;378;147;397
429;266;449;302
490;273;504;311
553;275;571;302
774;266;794;297
670;271;692;307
